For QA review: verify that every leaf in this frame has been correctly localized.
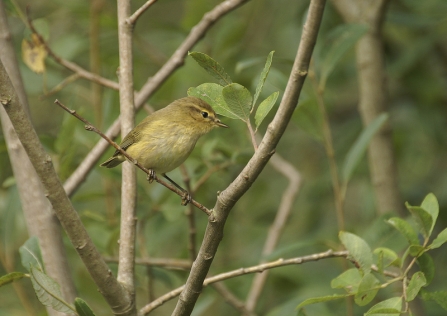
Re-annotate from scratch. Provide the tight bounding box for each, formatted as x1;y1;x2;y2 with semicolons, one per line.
22;33;47;73
408;245;425;257
406;272;427;302
373;247;401;272
386;217;419;246
253;51;275;108
0;272;27;287
421;290;447;311
331;268;361;294
417;253;435;285
75;297;96;316
222;83;252;121
420;193;439;234
339;231;372;275
189;51;232;86
296;294;349;310
355;273;380;306
254;91;279;129
19;236;43;272
341;113;388;185
188;83;239;119
365;297;402;315
319;23;368;91
30;266;75;313
405;203;433;238
429;227;447;250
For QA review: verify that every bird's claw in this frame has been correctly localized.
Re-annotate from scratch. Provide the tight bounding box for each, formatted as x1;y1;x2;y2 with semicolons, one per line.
146;169;156;183
181;192;192;206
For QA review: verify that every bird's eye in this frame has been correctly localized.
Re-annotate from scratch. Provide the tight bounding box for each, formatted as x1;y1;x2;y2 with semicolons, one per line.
201;111;209;118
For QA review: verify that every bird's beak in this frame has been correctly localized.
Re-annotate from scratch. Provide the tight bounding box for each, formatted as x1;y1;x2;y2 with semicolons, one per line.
215;119;228;128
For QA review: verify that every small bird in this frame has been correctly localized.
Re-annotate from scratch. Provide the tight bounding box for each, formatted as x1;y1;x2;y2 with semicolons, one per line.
100;96;228;201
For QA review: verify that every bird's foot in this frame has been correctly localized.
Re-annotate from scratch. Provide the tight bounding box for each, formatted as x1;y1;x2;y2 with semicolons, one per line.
146;169;156;183
181;192;192;206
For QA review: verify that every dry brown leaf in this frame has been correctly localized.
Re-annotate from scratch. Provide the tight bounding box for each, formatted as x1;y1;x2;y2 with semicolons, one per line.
22;34;47;74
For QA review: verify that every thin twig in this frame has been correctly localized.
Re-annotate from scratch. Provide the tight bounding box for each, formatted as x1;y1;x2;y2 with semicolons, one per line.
211;282;256;316
139;250;347;315
39;73;80;100
54;99;212;217
126;0;157;25
246;120;258;150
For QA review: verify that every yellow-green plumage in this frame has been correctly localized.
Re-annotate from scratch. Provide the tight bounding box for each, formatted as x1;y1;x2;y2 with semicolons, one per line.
100;97;227;174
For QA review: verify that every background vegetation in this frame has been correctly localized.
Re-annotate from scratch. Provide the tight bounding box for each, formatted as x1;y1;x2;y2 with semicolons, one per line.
0;0;446;315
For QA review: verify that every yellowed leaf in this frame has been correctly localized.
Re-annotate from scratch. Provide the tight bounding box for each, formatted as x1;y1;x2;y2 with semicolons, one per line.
22;34;47;74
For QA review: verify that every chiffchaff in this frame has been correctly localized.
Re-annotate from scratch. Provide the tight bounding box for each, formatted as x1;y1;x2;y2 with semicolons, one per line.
100;96;227;194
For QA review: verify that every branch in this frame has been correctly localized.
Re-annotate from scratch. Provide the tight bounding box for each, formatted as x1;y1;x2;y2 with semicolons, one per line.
0;56;132;316
140;249;347;315
63;0;251;197
116;0;137;312
126;0;157;26
54;99;212;216
171;1;327;315
245;154;302;312
104;257;192;270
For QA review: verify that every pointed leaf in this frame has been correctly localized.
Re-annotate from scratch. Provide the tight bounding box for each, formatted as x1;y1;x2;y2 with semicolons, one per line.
429;227;447;250
188;83;240;119
75;297;96;316
342;113;388;184
421;290;447;311
254;91;279;128
189;52;232;86
420;193;439;234
19;236;43;272
365;297;402;315
405;203;433;238
408;245;425;257
406;272;426;302
0;272;27;287
319;23;368;91
253;51;275;108
373;247;401;271
331;268;361;293
355;273;380;306
339;231;372;275
417;253;434;285
222;83;252;121
296;294;349;310
30;266;75;313
386;217;419;246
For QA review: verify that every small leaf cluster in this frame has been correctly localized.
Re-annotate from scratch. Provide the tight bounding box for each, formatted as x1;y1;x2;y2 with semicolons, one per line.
297;193;447;315
188;51;279;131
0;236;96;316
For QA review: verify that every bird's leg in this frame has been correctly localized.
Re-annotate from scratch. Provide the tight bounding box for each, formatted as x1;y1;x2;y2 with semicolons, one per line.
162;173;192;206
146;169;156;183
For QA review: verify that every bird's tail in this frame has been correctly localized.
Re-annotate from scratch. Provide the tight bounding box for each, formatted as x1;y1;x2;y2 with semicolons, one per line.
100;155;124;168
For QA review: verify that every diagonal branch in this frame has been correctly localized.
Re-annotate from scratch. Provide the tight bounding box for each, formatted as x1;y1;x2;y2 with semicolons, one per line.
126;0;158;25
171;0;327;315
63;0;252;197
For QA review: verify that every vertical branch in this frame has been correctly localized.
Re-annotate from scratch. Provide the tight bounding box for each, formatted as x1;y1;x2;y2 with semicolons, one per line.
172;1;327;314
180;165;197;261
116;0;137;310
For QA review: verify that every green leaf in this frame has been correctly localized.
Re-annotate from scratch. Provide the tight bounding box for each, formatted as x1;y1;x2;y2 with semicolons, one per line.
421;290;447;311
188;51;232;86
19;236;43;272
222;83;252;121
373;247;401;272
75;297;96;316
420;193;439;234
365;297;402;315
331;268;361;294
0;272;27;287
254;91;279;129
188;83;239;119
386;217;419;246
296;294;349;310
405;203;433;238
429;227;447;249
339;231;372;275
319;23;368;91
417;253;435;285
408;245;425;257
30;266;75;313
355;273;380;306
253;51;275;108
406;272;427;302
341;113;388;185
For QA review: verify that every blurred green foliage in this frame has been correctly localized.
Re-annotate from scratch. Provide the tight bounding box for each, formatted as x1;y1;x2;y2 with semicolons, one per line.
0;0;447;315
